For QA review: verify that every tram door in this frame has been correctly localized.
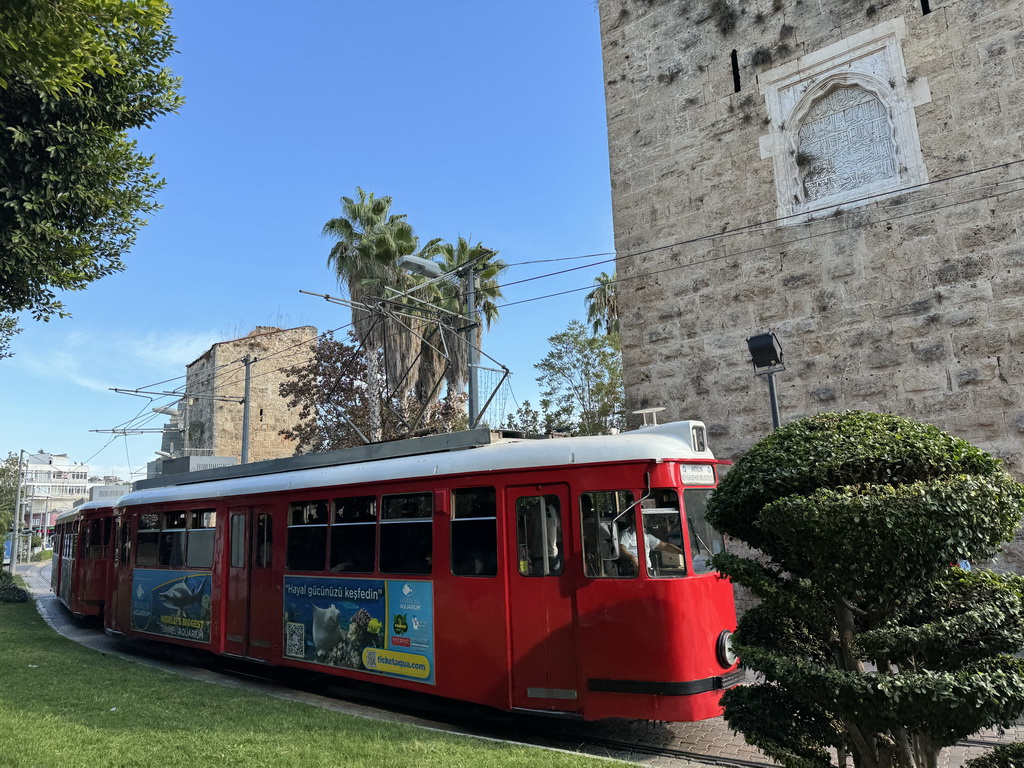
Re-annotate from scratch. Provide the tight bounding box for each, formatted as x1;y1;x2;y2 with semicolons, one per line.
507;484;580;712
107;516;132;633
224;506;276;661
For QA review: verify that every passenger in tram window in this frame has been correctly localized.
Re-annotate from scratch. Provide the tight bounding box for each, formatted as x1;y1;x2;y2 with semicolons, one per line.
618;514;685;576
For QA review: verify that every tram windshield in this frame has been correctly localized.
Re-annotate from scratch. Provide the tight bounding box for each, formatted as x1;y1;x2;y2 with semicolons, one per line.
580;487;721;578
683;488;725;574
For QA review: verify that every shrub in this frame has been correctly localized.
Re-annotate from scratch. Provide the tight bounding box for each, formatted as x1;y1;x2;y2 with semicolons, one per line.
0;570;28;603
966;742;1024;768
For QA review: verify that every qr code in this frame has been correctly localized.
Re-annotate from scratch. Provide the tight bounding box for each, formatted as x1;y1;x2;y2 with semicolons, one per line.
285;622;305;658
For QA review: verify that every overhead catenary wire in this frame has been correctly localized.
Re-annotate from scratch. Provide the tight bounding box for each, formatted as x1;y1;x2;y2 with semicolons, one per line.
92;156;1024;463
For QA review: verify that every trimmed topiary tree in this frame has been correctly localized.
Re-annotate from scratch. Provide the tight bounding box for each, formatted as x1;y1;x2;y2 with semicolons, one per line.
706;411;1024;768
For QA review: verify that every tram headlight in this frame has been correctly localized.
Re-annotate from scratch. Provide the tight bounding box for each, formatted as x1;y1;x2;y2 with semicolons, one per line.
717;630;738;667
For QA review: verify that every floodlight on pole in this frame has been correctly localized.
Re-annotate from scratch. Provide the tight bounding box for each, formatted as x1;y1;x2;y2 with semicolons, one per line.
746;332;785;430
397;255;444;279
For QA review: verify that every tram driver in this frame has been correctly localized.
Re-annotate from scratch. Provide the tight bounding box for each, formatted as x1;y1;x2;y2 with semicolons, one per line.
618;514;686;576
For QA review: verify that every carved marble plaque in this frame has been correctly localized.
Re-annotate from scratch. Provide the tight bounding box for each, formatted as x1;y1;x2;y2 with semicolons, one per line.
798;86;897;202
757;18;930;222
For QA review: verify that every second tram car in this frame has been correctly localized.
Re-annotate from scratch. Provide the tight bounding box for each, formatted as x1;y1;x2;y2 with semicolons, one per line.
62;422;741;721
51;500;115;618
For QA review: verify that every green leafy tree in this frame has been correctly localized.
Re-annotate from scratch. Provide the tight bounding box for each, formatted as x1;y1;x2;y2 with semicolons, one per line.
278;332;375;452
501;400;553;435
534;320;624;436
279;331;467;453
584;271;619;336
706;411;1024;768
0;0;182;323
0;452;19;536
0;315;20;359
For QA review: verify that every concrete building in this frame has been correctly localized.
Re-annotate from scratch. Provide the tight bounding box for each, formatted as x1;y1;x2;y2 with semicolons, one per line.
21;452;90;531
597;0;1024;479
86;483;132;503
182;326;317;464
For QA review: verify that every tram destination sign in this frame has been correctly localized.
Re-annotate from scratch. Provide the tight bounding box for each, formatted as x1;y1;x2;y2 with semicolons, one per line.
681;464;717;486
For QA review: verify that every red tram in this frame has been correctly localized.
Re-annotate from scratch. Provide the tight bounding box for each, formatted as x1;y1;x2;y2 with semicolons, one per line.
51;500;115;618
61;422;740;721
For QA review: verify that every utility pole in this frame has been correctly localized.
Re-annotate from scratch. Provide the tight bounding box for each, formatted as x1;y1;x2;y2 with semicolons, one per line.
465;266;480;429
241;354;256;464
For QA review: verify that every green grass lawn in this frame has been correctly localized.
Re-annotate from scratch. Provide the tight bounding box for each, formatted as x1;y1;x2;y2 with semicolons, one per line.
0;596;623;768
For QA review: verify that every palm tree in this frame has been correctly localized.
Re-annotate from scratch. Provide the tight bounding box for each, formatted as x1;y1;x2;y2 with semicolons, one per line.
585;271;619;336
323;188;439;439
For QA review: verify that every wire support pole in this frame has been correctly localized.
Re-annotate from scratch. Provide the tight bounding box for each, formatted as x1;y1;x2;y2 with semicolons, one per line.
241;355;256;464
466;266;480;429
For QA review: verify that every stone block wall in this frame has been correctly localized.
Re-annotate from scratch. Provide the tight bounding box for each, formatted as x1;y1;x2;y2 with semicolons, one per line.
599;0;1024;573
184;326;316;463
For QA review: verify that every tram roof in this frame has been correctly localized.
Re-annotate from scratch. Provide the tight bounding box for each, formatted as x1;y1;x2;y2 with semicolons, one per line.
56;499;114;522
116;420;715;508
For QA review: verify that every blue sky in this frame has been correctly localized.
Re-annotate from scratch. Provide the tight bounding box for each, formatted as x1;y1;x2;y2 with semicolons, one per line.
0;2;615;479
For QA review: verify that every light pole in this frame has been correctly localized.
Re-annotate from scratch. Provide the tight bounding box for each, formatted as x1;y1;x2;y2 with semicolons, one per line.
8;449;24;572
746;332;785;430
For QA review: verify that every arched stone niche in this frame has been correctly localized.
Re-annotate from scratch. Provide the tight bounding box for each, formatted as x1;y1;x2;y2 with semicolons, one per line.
758;18;931;224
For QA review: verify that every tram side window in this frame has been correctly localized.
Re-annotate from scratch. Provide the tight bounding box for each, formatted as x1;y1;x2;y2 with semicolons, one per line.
684;488;726;574
380;492;432;575
286;500;328;572
62;521;78;560
330;496;376;573
77;520;90;560
187;509;216;568
136;513;160;566
516;495;562;576
451;487;497;577
230;514;246;568
255;513;272;569
580;490;635;578
86;517;111;560
640;490;687;578
118;518;130;566
158;510;187;567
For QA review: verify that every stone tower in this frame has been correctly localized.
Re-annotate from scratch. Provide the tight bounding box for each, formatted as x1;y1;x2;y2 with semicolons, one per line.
598;0;1024;481
184;326;317;463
